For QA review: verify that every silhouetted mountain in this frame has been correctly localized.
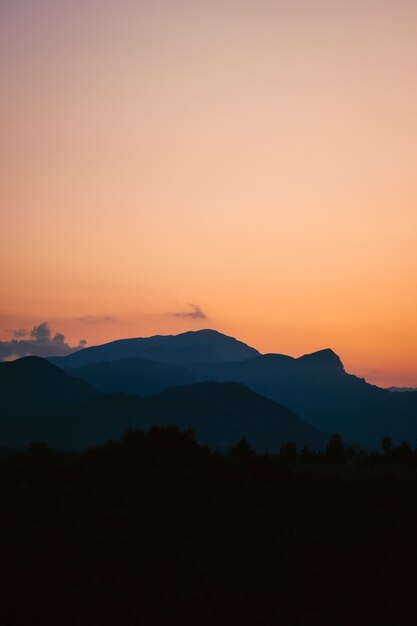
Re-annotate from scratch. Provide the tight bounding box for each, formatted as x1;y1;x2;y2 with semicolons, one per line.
0;357;328;451
0;357;99;446
133;382;328;452
67;357;196;395
387;386;417;393
33;381;327;451
296;347;345;370
190;354;417;446
49;329;259;367
0;356;97;416
56;333;417;446
6;331;417;447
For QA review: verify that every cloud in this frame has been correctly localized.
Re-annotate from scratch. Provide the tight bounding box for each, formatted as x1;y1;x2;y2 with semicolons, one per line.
12;328;28;338
30;322;51;343
0;322;87;361
52;332;66;347
76;315;118;323
169;303;208;320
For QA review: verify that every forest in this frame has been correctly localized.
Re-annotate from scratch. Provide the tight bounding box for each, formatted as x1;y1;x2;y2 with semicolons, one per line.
1;427;417;626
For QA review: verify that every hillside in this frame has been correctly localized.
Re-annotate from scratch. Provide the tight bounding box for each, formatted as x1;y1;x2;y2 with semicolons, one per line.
0;357;328;451
52;330;417;446
67;357;196;395
49;329;260;367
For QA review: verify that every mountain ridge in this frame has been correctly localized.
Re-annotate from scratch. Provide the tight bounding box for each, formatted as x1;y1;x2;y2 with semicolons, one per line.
0;356;329;451
5;330;417;447
47;329;417;447
49;329;260;367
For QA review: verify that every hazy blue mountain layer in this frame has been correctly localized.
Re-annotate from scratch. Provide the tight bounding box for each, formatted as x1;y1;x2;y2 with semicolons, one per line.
51;330;417;446
0;356;328;451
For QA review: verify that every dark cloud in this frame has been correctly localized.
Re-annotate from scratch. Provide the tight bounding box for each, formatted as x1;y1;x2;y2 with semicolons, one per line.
169;304;207;320
52;332;66;347
0;322;87;361
30;322;51;343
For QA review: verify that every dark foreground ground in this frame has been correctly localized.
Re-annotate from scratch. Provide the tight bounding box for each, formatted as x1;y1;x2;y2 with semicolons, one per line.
1;428;417;626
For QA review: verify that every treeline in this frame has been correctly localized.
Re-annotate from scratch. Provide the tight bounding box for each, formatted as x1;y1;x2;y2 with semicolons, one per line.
275;433;417;467
227;431;417;470
2;426;417;626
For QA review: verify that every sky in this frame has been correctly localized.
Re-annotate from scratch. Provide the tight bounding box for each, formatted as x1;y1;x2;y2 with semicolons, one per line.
1;0;416;386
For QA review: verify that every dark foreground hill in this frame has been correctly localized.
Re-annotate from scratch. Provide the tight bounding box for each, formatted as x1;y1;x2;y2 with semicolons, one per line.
2;429;417;626
0;356;97;416
0;357;328;451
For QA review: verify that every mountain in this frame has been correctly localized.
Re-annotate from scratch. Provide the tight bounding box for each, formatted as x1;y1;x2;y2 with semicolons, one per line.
54;331;417;446
41;382;329;452
129;382;329;452
49;329;260;367
189;353;417;446
66;357;196;395
0;356;99;445
0;356;328;451
8;330;417;447
0;356;97;416
387;387;417;393
187;351;417;448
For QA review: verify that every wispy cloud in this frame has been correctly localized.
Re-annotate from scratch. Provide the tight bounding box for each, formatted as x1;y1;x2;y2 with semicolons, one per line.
76;315;118;323
0;322;86;361
11;328;28;338
169;303;207;320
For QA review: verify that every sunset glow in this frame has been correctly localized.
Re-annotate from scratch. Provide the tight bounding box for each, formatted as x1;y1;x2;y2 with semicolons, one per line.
1;0;416;386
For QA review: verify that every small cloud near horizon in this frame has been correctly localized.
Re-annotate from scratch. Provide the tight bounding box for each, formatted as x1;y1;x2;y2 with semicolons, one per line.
11;328;28;338
0;322;86;361
76;315;118;323
169;303;207;320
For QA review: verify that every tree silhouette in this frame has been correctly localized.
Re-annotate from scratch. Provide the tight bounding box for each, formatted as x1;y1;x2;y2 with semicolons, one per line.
325;433;346;464
229;437;256;461
382;436;393;457
279;442;297;464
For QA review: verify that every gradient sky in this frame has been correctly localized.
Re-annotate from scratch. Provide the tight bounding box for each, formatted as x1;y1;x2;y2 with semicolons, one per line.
1;0;416;386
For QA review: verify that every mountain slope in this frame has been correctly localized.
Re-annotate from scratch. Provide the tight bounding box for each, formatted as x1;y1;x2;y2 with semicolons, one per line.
49;329;260;367
67;357;196;395
40;382;328;451
0;356;97;415
0;357;99;445
59;340;417;446
134;382;329;452
192;353;417;446
11;330;417;447
0;357;328;451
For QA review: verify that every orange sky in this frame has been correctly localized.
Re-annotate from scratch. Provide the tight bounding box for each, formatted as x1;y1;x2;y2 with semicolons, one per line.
1;0;416;386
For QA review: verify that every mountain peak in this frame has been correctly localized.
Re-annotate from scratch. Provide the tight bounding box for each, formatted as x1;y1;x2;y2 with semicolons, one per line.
1;355;65;376
50;328;260;367
297;348;344;371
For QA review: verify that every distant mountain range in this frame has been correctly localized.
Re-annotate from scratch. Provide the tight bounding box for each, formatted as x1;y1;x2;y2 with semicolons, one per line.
0;355;329;451
49;329;417;447
2;329;417;449
189;352;417;446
